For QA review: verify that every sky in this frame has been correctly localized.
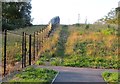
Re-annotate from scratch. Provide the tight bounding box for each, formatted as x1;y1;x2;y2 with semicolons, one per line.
31;0;120;25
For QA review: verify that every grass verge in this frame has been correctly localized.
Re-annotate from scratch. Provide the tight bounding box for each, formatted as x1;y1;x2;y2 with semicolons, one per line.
5;66;57;84
102;71;119;84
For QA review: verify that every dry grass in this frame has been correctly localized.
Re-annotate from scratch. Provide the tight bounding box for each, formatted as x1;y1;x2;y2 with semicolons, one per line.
41;27;61;54
65;27;80;55
64;25;118;58
2;25;54;75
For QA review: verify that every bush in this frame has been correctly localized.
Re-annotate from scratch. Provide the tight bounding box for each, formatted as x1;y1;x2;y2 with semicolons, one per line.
85;24;89;29
36;60;44;65
50;57;62;66
101;28;115;35
15;54;21;62
102;71;119;83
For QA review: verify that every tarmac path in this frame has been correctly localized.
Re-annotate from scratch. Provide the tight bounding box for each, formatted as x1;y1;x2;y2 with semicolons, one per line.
36;65;119;84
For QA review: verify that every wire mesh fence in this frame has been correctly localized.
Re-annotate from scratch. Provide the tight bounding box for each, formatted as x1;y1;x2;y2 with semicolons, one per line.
2;24;58;77
1;30;23;76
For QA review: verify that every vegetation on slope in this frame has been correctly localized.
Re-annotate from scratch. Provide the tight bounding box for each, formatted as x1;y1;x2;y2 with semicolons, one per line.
36;24;119;69
9;67;57;83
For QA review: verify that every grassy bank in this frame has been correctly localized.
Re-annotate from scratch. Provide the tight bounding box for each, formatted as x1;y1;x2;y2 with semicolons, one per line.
1;25;52;75
36;24;119;69
7;67;57;83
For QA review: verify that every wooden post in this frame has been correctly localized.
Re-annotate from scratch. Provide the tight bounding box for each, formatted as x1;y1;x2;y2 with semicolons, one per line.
4;30;7;76
22;32;24;68
29;34;31;65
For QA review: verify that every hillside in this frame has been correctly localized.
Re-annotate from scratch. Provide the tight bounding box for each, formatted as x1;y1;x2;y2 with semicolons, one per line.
36;24;119;69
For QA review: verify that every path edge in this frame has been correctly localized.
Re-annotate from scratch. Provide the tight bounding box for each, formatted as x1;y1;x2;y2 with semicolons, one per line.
51;71;59;84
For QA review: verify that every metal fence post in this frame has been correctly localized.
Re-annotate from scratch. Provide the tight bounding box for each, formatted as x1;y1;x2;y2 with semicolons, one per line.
24;33;26;67
22;32;24;68
38;31;39;52
39;32;41;51
33;32;35;61
37;31;38;56
4;30;7;76
29;34;31;65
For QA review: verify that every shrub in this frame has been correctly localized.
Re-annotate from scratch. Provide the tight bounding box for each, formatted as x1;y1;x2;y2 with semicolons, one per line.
101;28;115;35
36;60;44;65
50;57;62;66
102;71;119;83
15;53;21;62
85;24;89;29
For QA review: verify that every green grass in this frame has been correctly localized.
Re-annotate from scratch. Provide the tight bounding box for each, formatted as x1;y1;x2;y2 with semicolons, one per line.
63;56;119;69
35;24;119;69
2;25;47;66
9;67;57;84
8;25;46;35
36;54;119;69
102;71;119;84
2;24;119;71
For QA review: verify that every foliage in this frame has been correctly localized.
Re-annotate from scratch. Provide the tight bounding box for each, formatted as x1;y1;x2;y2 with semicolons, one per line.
95;8;117;24
39;54;119;69
101;28;116;35
2;1;32;31
9;67;57;83
35;24;118;69
63;56;119;69
15;53;21;62
85;24;89;29
102;71;119;84
74;42;87;56
35;53;52;65
50;57;63;66
36;60;44;65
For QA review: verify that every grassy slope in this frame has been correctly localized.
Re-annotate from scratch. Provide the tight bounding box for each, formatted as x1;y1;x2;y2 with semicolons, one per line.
36;24;119;69
2;24;119;69
62;24;119;69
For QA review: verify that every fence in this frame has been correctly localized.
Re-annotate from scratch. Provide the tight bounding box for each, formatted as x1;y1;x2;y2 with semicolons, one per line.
2;24;56;77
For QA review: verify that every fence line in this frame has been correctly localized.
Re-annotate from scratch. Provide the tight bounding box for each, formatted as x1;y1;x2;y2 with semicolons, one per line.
2;24;57;77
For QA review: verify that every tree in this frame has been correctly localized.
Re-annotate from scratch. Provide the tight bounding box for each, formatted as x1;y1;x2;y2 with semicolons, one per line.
2;1;32;31
95;8;117;25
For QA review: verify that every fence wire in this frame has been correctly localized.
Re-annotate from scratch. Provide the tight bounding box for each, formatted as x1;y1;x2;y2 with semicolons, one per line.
2;25;59;77
5;31;22;75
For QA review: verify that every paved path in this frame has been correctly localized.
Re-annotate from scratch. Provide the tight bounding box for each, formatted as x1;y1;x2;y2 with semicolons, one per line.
35;65;119;83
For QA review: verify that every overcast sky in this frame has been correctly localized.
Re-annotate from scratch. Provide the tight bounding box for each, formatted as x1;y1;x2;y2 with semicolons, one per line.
31;0;119;25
